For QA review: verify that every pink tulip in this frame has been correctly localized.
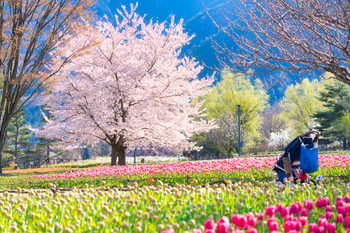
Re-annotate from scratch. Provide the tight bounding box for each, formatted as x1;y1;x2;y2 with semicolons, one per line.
326;205;333;212
205;230;215;233
336;196;343;202
247;229;257;233
300;208;308;217
308;223;318;232
217;217;230;233
338;206;346;215
294;221;302;231
326;223;336;233
345;195;350;203
326;211;333;220
192;229;202;233
161;230;175;233
336;213;344;223
304;200;314;210
318;217;327;228
257;213;264;221
345;216;350;229
204;219;215;230
265;206;277;217
246;214;257;227
268;220;278;232
280;207;289;218
318;226;325;233
337;201;344;208
299;216;307;226
284;221;292;232
276;204;283;213
236;215;247;228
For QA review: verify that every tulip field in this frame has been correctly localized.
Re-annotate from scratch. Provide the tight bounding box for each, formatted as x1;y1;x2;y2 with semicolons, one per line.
1;154;350;189
0;154;350;232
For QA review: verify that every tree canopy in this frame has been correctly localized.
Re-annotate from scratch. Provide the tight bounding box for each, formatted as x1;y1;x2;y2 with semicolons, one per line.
280;79;323;137
195;71;268;156
36;4;215;166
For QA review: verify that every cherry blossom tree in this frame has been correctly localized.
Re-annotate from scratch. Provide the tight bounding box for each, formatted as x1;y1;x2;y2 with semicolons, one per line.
36;4;215;166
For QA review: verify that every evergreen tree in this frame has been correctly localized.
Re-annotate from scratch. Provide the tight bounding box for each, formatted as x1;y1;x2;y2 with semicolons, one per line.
3;107;33;167
314;79;350;149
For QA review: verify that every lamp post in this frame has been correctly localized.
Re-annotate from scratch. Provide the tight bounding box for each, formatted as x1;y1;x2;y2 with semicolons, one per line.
237;105;242;157
134;147;137;164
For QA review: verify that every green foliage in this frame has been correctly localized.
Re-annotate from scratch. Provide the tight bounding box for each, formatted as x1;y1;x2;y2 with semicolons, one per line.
4;107;33;161
280;78;323;137
314;76;350;148
195;71;269;155
340;111;350;140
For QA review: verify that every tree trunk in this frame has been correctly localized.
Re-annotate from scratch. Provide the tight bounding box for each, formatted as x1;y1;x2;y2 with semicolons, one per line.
343;138;348;150
47;139;50;165
0;116;11;174
110;136;127;166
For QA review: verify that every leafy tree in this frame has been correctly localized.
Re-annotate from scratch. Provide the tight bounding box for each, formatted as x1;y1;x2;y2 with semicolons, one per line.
280;79;323;137
314;78;350;149
35;5;215;166
340;112;350;143
195;71;269;156
209;0;350;87
0;0;95;174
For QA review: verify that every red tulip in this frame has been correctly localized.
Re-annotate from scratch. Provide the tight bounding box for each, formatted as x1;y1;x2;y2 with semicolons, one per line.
257;213;264;221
